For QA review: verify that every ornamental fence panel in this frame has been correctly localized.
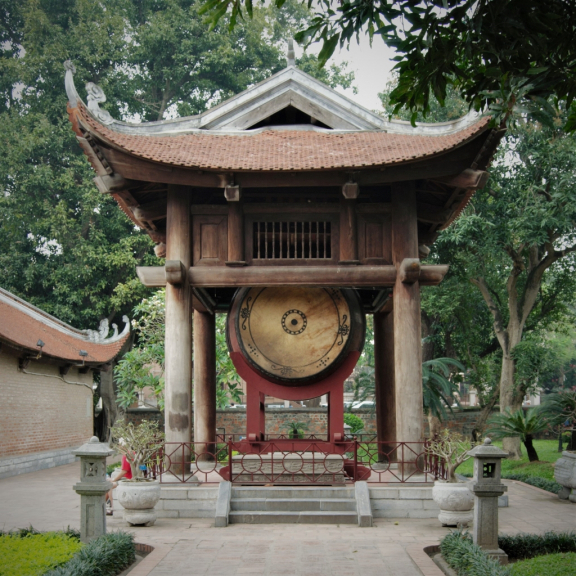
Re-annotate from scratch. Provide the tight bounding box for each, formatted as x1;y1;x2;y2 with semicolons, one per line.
148;438;447;485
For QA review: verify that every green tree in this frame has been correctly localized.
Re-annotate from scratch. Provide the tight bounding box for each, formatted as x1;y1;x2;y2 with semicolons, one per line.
434;109;576;458
114;290;243;411
202;0;576;131
0;0;354;329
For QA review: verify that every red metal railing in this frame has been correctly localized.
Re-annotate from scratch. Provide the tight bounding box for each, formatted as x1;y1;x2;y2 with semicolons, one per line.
149;438;447;484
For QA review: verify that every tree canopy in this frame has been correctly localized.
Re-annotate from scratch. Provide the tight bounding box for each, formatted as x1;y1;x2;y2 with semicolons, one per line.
0;0;354;328
202;0;576;130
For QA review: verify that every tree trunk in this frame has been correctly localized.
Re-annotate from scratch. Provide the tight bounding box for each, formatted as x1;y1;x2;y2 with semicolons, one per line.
523;435;539;462
499;352;523;459
427;413;442;438
557;430;564;453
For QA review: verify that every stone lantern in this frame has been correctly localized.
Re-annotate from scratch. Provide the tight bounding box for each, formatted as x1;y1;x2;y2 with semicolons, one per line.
72;436;114;543
467;438;508;564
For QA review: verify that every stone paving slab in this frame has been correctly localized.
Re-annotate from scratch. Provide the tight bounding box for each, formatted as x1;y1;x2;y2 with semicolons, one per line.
1;462;575;575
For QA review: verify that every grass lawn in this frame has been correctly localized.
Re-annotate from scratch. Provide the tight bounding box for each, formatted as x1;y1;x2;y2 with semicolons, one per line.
510;552;576;576
457;439;563;480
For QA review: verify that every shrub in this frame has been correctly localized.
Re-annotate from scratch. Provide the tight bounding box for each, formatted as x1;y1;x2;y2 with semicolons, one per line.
0;531;83;576
344;413;364;434
499;531;576;560
510;552;576;576
440;530;512;576
44;531;135;576
502;474;562;494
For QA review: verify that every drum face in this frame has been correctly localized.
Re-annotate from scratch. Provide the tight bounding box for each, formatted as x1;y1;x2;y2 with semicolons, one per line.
229;286;363;385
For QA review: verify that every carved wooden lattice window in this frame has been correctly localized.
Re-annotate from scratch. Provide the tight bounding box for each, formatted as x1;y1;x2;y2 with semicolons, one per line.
252;221;332;259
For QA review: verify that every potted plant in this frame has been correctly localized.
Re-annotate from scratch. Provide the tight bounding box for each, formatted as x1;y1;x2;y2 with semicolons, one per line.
286;421;309;439
428;429;475;527
110;419;165;526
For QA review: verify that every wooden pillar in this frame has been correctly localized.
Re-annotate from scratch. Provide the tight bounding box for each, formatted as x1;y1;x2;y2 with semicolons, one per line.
374;310;396;460
391;182;423;453
225;185;245;265
339;182;359;264
193;310;216;457
164;185;192;452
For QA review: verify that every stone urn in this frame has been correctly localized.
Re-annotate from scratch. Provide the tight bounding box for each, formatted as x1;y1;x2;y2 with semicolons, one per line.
432;480;475;527
117;479;161;526
554;451;576;502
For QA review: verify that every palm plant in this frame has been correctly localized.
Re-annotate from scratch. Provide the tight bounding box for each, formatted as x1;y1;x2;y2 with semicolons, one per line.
286;421;309;439
486;408;548;462
539;389;576;451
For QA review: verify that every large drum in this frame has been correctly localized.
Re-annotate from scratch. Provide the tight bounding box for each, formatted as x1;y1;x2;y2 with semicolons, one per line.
227;287;365;385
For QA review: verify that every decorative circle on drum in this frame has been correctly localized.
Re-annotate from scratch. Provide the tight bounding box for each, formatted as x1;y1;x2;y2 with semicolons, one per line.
228;287;365;385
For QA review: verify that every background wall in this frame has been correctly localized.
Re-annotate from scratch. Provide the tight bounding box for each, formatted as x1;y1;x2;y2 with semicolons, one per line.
0;352;93;478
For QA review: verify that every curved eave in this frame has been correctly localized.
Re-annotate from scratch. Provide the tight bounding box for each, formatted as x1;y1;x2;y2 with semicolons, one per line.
0;288;130;366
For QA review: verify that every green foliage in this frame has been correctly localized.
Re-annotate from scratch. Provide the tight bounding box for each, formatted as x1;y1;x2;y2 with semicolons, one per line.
285;421;309;439
110;420;165;479
440;530;512;576
499;531;576;561
114;290;243;410
0;531;83;576
510;552;576;576
344;413;364;434
458;439;562;481
44;531;135;576
201;0;576;131
422;358;464;421
0;0;354;331
487;409;548;442
115;291;166;410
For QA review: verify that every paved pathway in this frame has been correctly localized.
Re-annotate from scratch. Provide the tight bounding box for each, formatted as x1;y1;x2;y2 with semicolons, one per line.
1;462;575;576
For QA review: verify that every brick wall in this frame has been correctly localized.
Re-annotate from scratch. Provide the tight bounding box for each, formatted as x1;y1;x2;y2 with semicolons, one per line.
0;351;93;459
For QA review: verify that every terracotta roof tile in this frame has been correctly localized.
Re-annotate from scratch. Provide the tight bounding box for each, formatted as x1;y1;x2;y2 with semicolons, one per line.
76;105;491;172
0;292;129;365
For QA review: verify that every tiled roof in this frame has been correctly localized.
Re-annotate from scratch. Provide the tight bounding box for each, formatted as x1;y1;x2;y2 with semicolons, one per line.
76;104;491;172
0;289;129;365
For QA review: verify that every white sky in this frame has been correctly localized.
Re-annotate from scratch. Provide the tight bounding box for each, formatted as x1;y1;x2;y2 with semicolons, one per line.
295;34;397;113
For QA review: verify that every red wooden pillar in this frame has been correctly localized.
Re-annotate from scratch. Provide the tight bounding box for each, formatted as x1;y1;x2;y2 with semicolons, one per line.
164;185;192;461
391;182;423;460
246;387;266;441
374;310;396;461
193;310;216;457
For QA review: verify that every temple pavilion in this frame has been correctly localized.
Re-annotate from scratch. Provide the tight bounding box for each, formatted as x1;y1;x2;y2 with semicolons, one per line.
64;50;503;459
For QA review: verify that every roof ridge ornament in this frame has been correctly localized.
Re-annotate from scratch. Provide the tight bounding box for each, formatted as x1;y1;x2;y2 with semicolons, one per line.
64;60;79;108
86;82;114;125
85;316;130;343
287;40;295;67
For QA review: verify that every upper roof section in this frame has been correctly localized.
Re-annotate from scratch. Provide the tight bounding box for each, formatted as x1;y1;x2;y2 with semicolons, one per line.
65;59;485;137
0;288;130;366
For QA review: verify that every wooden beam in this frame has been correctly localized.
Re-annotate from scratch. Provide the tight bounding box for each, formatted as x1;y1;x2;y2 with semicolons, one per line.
192;288;216;314
398;258;421;284
431;168;489;190
339;197;358;264
165;260;186;285
417;202;451;224
136;264;448;288
93;173;129;194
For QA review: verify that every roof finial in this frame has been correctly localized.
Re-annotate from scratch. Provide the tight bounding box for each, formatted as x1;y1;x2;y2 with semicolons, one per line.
287;40;295;67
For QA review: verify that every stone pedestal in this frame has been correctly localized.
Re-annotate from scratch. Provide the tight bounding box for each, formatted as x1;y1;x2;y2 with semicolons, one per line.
467;438;508;564
72;436;113;543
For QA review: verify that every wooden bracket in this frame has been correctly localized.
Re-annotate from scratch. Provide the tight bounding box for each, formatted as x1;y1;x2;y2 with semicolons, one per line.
398;258;421;284
18;357;31;371
59;364;72;376
418;244;431;259
192;288;216;314
93;173;128;194
165;260;186;285
224;184;242;201
342;182;359;199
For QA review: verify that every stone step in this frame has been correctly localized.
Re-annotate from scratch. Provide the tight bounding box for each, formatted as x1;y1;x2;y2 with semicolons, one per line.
231;486;355;499
230;497;357;512
228;510;358;524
